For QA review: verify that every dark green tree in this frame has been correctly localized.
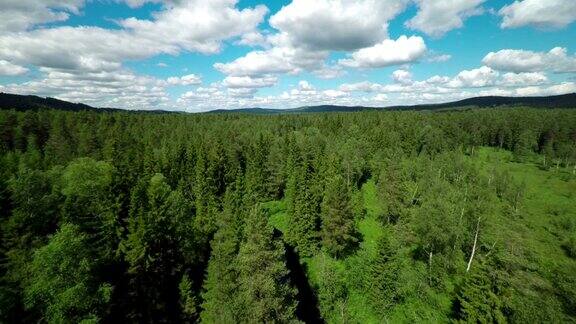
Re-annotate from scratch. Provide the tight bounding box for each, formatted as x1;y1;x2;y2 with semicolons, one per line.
236;206;298;323
23;223;112;324
320;175;359;258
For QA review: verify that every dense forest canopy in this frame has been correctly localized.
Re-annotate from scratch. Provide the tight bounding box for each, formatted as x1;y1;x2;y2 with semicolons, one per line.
0;108;575;323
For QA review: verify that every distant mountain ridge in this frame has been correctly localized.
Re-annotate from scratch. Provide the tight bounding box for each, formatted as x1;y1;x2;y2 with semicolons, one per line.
1;92;575;114
0;93;176;114
207;93;576;114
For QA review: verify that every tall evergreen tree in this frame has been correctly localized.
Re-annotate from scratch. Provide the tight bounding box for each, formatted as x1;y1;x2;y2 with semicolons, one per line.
236;206;298;323
320;175;359;258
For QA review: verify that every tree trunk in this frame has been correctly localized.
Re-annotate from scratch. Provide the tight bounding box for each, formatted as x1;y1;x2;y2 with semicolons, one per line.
428;251;433;286
453;207;465;250
466;218;481;272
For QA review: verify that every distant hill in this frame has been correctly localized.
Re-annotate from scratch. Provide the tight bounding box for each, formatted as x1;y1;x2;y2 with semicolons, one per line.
1;92;575;114
0;93;177;114
207;93;576;114
0;92;104;112
385;93;576;111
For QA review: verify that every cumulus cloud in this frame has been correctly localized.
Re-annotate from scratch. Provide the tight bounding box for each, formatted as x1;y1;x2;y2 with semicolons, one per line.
236;31;269;47
119;0;268;55
214;45;329;77
215;0;416;79
482;47;576;73
2;68;171;109
448;66;499;88
0;60;28;76
392;70;413;85
0;1;268;74
499;72;547;87
406;0;485;37
499;0;576;29
222;76;278;88
269;0;408;51
0;0;269;110
339;36;427;68
297;81;315;91
340;67;550;97
0;0;85;33
167;74;202;86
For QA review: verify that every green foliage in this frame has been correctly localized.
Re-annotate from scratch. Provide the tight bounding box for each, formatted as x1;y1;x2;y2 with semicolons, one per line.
61;158;120;258
201;183;245;323
454;266;506;323
236;207;298;323
285;162;321;257
24;224;111;323
320;175;359;258
0;108;575;323
368;233;402;316
179;274;198;321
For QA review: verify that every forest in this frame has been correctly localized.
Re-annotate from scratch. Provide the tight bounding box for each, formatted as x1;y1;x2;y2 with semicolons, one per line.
0;107;575;323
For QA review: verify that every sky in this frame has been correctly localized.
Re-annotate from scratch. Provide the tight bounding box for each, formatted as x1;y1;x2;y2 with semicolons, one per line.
0;0;575;112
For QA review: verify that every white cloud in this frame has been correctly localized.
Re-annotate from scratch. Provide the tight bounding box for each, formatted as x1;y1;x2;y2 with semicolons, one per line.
499;0;576;29
215;47;298;76
448;66;499;88
167;74;202;86
0;1;268;74
406;0;485;37
2;68;171;110
298;81;315;91
269;0;408;51
119;0;268;55
0;60;28;76
427;54;452;63
222;76;277;88
236;31;269;47
339;36;426;69
214;45;329;77
0;0;85;33
323;89;347;98
228;88;258;98
373;93;388;102
339;81;383;93
482;47;576;73
499;72;547;87
392;69;413;85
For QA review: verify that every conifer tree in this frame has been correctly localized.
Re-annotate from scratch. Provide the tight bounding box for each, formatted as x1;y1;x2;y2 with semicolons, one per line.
320;175;359;258
285;162;320;257
236;206;298;323
201;181;245;323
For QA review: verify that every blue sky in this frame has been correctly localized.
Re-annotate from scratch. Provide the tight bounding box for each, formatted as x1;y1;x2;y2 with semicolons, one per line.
0;0;575;111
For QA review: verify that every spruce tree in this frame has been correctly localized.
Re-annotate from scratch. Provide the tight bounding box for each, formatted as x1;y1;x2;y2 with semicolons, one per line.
201;181;245;323
320;175;359;258
236;206;298;323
